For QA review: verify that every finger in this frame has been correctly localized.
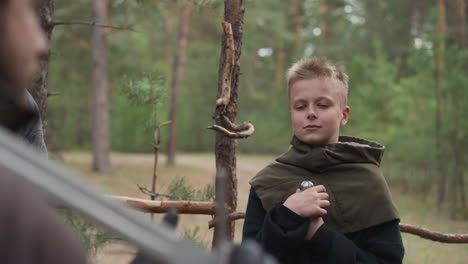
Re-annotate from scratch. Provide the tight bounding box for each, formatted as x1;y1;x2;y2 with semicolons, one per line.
319;200;330;208
296;188;300;193
312;185;326;193
317;208;328;216
318;192;329;200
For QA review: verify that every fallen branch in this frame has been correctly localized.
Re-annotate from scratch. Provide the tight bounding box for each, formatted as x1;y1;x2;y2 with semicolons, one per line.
53;21;137;32
112;196;468;244
208;212;245;229
215;22;235;110
111;196;233;214
399;223;468;243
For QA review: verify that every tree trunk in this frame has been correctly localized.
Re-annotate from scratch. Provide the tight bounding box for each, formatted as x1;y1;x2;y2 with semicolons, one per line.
455;0;466;47
292;0;302;56
318;1;330;41
91;0;111;173
30;0;54;135
273;40;285;94
212;0;244;247
453;0;466;213
435;0;446;208
396;0;418;79
167;0;192;165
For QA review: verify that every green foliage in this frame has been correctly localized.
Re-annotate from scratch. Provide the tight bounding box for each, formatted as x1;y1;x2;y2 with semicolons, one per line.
61;210;112;252
47;0;467;208
122;75;166;106
183;226;205;248
166;176;215;201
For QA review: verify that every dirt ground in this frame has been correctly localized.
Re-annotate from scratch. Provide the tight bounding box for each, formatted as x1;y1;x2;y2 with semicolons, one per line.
63;152;274;263
62;152;468;264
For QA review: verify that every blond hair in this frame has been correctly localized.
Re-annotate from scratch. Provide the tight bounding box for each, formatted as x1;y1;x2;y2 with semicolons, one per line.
287;57;349;105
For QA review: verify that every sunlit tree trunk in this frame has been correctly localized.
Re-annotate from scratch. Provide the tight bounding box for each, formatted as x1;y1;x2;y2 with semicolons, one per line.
31;0;54;135
435;0;446;208
91;0;111;172
167;0;192;165
212;0;244;247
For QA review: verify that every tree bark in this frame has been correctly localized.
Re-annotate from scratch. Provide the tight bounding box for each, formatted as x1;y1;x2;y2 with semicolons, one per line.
455;0;466;47
212;0;244;247
167;0;192;165
452;0;466;213
91;0;111;172
436;0;446;208
30;0;54;135
292;0;302;56
273;43;285;93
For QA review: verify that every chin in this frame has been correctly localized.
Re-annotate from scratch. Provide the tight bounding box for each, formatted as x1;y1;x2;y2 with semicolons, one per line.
297;135;327;145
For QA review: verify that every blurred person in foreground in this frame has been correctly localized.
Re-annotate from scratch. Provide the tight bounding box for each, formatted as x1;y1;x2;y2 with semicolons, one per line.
0;0;88;263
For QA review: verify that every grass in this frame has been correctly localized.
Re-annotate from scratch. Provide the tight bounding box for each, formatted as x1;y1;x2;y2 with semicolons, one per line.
58;151;468;264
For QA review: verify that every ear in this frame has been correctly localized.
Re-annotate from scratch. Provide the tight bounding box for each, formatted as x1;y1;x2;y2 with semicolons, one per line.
340;106;350;126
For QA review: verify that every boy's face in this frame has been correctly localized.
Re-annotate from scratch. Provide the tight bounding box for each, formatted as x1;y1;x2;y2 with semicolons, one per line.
289;78;350;145
0;0;48;90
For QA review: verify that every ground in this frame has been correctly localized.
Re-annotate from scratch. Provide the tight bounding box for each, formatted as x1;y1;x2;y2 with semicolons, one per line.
60;152;468;264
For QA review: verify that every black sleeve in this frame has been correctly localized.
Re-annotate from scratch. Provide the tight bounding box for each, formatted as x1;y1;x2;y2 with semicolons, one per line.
308;220;404;264
242;188;310;262
242;188;405;264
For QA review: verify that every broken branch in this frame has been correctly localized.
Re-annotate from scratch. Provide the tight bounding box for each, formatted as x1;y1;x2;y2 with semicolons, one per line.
207;121;254;139
158;120;172;128
208;212;245;229
215;22;235;110
222;115;251;132
137;184;171;199
53;21;137;32
399;223;468;243
109;198;468;244
111;196;233;214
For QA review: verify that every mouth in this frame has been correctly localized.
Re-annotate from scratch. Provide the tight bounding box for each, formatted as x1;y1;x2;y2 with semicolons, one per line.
303;125;321;131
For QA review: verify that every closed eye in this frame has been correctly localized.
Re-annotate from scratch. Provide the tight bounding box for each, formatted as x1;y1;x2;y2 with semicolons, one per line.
295;105;306;110
317;104;329;109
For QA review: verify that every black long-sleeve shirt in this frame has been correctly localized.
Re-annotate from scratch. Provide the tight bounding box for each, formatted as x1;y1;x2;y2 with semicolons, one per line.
242;188;404;264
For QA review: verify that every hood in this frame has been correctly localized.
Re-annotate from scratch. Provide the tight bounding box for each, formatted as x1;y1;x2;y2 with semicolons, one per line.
276;136;385;173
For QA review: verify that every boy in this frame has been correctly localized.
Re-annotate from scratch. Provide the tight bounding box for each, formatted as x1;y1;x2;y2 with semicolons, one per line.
242;57;404;264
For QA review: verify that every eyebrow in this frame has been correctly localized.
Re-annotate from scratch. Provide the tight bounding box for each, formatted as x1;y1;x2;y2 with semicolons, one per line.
291;96;333;103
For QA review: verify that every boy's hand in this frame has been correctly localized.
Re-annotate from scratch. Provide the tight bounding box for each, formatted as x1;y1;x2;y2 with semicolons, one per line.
283;185;330;218
305;217;324;240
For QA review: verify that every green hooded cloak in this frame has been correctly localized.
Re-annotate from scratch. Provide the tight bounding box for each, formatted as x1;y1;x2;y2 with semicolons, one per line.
250;136;399;233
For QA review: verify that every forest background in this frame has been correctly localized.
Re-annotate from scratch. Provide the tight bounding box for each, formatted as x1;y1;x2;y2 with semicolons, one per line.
44;0;467;218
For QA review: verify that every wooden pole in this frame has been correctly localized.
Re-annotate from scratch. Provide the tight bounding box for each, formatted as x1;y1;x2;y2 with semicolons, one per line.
212;0;245;247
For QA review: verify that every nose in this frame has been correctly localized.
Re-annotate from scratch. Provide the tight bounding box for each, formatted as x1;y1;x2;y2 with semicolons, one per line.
31;15;50;60
35;29;49;60
307;106;317;119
